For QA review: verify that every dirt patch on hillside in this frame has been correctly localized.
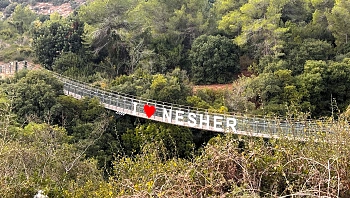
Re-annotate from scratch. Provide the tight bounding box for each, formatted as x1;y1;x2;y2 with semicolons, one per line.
29;0;86;17
29;2;72;17
193;84;232;92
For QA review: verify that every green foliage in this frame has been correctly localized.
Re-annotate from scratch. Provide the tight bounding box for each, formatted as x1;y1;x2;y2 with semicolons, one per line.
65;118;350;197
32;17;85;69
78;0;141;76
281;0;312;23
7;70;63;123
122;122;194;158
213;0;247;19
146;68;192;104
0;122;104;197
248;68;310;115
327;0;350;46
78;0;217;76
167;0;213;46
0;44;33;62
187;88;231;113
10;5;37;34
189;34;240;84
55;95;131;170
283;38;334;75
52;52;86;73
298;59;350;116
55;96;105;131
111;68;192;105
110;68;153;96
4;0;350;196
226;76;256;112
0;28;17;40
218;0;289;57
150;35;187;73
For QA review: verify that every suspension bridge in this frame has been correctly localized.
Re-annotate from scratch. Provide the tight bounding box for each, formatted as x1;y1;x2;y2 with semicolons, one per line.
0;64;334;139
52;72;334;140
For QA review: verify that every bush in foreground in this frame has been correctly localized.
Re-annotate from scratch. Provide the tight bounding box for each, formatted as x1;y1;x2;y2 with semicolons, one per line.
65;116;350;197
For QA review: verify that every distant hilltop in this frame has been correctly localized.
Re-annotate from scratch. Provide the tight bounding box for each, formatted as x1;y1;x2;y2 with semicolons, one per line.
28;0;86;17
29;2;74;17
0;0;87;19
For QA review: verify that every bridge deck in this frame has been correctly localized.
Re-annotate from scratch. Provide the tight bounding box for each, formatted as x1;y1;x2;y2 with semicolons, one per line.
54;73;333;140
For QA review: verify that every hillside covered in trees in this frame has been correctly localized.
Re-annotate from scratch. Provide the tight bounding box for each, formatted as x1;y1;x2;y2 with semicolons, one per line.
1;0;350;197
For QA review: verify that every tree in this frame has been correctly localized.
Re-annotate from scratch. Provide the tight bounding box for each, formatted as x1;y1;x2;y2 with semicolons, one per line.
52;52;86;73
218;0;289;58
9;4;37;34
283;38;334;75
297;59;350;116
145;68;192;104
7;70;63;124
327;0;350;46
247;67;310;115
110;68;153;96
189;34;240;84
0;121;105;197
78;0;140;76
324;59;350;113
32;16;85;69
281;0;312;23
213;0;247;19
111;68;192;105
0;89;106;196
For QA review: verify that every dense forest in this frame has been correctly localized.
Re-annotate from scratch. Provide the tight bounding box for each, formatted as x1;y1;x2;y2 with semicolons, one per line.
1;0;350;197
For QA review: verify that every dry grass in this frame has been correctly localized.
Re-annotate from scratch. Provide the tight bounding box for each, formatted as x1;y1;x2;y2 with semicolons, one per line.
64;116;350;197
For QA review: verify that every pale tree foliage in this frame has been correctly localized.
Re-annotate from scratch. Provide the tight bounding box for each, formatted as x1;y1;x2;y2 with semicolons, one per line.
218;0;289;57
225;76;255;113
213;0;247;17
80;0;157;75
127;0;171;34
327;0;350;45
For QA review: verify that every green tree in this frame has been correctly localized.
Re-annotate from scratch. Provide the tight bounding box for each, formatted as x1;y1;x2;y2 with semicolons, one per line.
7;70;63;124
189;34;240;84
324;59;350;113
32;16;85;69
297;59;350;116
283;38;334;75
111;68;192;105
327;0;350;46
78;0;141;76
218;0;289;57
213;0;247;19
9;4;37;34
110;68;153;96
145;68;192;104
281;0;312;23
52;52;86;73
248;68;309;115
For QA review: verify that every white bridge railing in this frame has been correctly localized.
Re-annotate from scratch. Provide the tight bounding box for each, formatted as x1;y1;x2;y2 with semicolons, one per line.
51;72;334;139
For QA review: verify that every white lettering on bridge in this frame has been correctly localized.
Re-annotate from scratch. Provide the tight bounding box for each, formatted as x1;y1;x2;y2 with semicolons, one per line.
131;102;237;132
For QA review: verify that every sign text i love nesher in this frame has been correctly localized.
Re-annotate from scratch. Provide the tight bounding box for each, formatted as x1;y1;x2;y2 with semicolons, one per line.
137;103;237;132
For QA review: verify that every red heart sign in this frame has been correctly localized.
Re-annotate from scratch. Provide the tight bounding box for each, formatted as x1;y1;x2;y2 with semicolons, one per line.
144;104;156;118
